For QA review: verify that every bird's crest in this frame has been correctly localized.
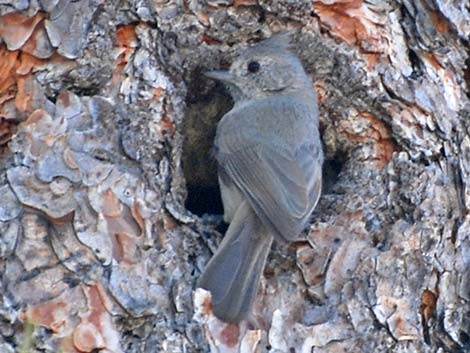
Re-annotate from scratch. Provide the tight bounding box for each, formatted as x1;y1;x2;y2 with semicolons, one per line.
254;31;294;53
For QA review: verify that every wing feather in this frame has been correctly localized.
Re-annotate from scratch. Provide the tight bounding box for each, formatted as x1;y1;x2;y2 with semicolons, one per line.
215;98;323;242
218;143;322;242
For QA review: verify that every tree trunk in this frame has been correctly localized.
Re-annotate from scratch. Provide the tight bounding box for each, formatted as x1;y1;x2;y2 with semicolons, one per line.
0;1;469;352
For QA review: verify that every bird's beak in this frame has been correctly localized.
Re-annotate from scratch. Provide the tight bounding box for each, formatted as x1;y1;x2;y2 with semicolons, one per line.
204;70;233;82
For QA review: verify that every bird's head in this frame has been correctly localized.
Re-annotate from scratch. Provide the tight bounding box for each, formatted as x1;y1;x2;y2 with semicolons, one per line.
205;33;312;101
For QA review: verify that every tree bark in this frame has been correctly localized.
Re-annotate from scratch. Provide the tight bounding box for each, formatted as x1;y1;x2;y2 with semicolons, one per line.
0;1;469;352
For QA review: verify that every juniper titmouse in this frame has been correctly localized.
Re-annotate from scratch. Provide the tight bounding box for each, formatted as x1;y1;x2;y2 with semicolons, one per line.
198;33;323;322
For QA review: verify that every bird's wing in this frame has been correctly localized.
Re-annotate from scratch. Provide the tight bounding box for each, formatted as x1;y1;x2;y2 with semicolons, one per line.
216;125;322;242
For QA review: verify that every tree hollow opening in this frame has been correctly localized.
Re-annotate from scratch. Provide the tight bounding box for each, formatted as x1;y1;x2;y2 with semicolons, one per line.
182;78;233;216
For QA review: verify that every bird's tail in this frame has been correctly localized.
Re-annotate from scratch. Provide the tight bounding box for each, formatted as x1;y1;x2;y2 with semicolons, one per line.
198;201;273;322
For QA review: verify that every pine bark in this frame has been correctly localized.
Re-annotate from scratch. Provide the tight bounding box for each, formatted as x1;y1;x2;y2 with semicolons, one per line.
0;1;469;353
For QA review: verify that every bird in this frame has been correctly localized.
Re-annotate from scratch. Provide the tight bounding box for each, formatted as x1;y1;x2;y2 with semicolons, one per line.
198;32;323;323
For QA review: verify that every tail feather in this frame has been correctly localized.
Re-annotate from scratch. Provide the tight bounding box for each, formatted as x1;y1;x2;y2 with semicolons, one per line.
198;201;273;322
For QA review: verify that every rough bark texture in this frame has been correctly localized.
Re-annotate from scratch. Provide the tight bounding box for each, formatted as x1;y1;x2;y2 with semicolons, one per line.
0;1;469;353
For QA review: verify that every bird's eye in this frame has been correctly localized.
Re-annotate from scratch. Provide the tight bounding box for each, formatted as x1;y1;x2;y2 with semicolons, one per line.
247;61;260;73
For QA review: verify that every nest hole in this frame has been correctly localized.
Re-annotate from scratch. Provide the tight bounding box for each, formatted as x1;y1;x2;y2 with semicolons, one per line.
182;68;346;216
185;184;223;216
182;74;233;216
322;156;345;194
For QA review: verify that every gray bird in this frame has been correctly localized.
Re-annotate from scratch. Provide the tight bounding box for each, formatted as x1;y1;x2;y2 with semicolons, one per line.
198;33;323;323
